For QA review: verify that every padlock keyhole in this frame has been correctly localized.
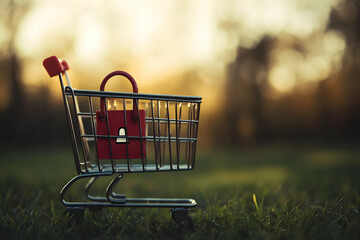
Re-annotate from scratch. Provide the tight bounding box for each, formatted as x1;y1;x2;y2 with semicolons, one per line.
116;127;129;143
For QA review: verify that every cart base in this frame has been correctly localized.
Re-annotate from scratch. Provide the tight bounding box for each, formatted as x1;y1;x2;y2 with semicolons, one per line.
63;198;197;208
61;173;197;228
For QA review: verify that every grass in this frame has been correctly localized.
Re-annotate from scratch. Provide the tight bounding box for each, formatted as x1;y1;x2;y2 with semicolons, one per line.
0;145;359;239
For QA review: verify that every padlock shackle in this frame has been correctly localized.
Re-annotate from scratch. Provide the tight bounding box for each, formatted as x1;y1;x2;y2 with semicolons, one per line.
99;71;139;121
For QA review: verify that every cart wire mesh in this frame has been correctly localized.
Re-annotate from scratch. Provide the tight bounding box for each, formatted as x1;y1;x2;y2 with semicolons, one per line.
64;86;201;175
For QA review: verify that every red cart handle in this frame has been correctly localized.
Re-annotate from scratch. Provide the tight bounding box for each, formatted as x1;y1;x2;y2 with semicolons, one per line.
43;56;63;77
43;56;70;77
61;59;70;71
99;71;139;121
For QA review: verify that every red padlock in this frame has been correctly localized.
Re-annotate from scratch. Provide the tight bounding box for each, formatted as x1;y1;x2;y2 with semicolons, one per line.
96;71;146;159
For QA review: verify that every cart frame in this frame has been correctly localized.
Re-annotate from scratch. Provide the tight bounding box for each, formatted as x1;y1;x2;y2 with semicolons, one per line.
43;56;202;226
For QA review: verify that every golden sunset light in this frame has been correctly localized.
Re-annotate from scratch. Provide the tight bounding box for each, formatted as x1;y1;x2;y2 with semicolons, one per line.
8;0;340;96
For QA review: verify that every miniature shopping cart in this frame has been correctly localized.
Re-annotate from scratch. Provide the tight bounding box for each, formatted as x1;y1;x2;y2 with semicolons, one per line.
43;56;201;226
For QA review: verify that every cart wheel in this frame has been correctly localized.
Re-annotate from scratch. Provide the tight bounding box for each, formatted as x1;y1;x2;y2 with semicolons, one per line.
66;206;85;224
171;208;194;231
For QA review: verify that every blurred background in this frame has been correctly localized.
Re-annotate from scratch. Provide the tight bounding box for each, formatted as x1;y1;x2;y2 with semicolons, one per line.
1;1;360;238
0;0;360;148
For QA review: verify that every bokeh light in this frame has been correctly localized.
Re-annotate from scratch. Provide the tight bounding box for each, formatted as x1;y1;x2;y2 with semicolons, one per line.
1;0;359;146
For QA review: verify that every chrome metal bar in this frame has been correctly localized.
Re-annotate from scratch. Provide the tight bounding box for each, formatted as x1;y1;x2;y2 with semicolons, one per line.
104;99;115;173
61;84;82;174
187;104;193;169
106;174;125;203
178;103;183;165
144;117;199;124
67;88;202;103
157;101;163;167
122;98;130;172
60;172;112;206
64;71;72;87
89;96;101;172
82;134;197;142
192;103;201;169
150;100;159;171
76;113;200;124
70;91;92;172
166;101;173;170
63;200;197;208
135;99;145;171
175;102;180;170
85;177;107;202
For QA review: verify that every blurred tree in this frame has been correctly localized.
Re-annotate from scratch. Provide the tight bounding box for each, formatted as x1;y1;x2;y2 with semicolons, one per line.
224;37;273;144
0;0;32;144
220;0;360;146
327;0;360;140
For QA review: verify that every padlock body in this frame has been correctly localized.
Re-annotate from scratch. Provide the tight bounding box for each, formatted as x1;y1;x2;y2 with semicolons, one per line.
96;110;146;159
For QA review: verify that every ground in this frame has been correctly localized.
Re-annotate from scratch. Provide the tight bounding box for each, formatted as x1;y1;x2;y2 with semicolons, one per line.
0;145;359;239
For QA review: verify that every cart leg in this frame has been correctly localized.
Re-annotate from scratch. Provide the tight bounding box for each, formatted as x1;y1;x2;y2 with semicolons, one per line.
85;176;126;203
106;174;126;203
66;206;85;224
171;208;194;231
